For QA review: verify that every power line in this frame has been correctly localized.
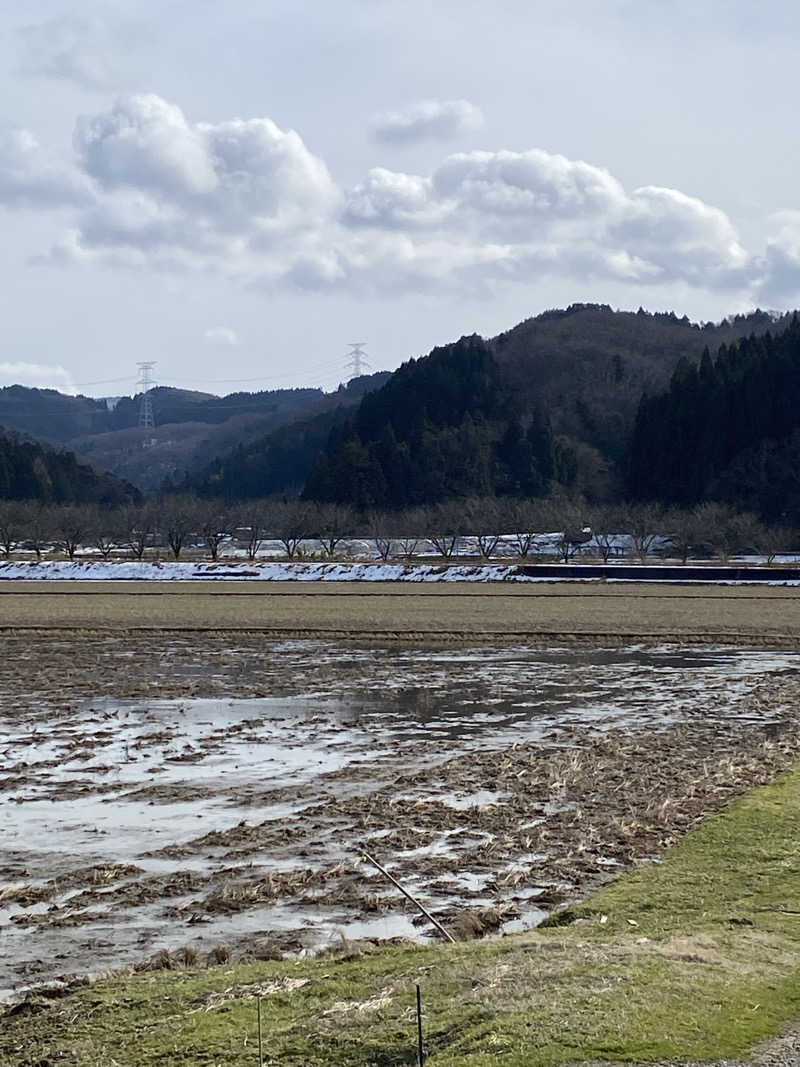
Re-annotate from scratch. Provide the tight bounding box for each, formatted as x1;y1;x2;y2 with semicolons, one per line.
0;347;380;412
70;375;138;389
0;364;353;414
158;363;344;387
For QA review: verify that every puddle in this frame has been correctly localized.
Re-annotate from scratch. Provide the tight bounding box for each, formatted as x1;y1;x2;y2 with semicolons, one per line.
442;790;505;810
502;907;549;934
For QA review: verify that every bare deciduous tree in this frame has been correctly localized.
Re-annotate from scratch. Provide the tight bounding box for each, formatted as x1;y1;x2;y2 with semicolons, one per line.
425;502;462;559
314;503;354;558
0;500;23;559
626;503;665;562
664;507;703;565
753;521;796;565
269;500;312;559
54;505;87;561
120;503;156;561
90;506;119;560
502;499;554;559
692;502;756;562
234;501;271;562
367;510;395;562
19;502;53;560
197;503;233;561
550;499;590;563
161;496;197;560
396;506;426;560
465;497;503;559
588;504;626;563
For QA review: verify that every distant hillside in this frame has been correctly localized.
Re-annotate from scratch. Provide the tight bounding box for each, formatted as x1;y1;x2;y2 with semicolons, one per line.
0;431;139;505
0;384;323;443
0;378;389;493
5;307;790;508
490;305;792;495
629;315;800;520
104;386;324;433
185;373;392;500
303;305;794;509
0;387;110;442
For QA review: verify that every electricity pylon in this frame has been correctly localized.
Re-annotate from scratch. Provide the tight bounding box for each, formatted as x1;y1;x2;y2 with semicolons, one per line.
346;343;371;381
136;362;156;429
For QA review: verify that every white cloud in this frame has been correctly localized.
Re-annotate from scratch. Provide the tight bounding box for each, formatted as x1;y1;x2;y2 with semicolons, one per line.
0;125;90;209
335;149;752;293
371;99;485;144
611;185;750;285
432;149;624;221
0;361;76;394
343;169;440;229
8;91;791;304
749;212;800;306
61;95;340;281
201;117;341;228
75;95;219;197
204;326;239;345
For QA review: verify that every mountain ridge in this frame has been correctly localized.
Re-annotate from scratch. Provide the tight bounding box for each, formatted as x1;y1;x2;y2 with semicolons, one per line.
298;304;794;510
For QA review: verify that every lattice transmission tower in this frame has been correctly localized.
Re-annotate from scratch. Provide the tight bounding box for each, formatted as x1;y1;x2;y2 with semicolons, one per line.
136;361;157;429
346;343;371;381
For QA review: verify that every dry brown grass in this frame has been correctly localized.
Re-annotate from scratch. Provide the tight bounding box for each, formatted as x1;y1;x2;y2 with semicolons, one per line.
0;580;799;641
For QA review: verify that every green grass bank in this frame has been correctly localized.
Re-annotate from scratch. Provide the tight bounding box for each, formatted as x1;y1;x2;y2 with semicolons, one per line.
5;765;800;1066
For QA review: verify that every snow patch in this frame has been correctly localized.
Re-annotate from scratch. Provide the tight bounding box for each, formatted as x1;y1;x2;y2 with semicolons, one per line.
0;561;797;584
0;561;528;582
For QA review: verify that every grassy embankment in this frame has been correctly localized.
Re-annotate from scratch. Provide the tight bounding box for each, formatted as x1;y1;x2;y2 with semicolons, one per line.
5;767;800;1065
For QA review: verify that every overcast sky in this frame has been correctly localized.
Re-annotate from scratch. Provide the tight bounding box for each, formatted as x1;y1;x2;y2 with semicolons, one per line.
3;0;800;397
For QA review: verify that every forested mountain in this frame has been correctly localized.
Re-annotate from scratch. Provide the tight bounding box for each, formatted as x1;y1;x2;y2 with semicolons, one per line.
301;305;792;510
70;386;340;493
4;305;792;509
0;378;389;493
629;315;800;520
489;304;791;497
0;431;139;505
186;373;391;500
303;336;572;509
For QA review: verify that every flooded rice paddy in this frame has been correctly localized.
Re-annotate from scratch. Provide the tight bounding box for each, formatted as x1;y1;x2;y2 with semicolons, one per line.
2;640;800;1000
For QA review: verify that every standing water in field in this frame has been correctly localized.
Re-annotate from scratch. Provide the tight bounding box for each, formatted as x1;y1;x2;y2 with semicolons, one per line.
1;641;799;1000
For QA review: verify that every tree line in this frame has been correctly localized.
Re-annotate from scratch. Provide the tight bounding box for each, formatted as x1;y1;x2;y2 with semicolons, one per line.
0;495;793;564
629;314;800;519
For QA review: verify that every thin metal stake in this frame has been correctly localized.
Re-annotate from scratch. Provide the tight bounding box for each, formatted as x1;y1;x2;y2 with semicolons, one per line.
360;848;456;943
257;996;263;1066
416;984;424;1066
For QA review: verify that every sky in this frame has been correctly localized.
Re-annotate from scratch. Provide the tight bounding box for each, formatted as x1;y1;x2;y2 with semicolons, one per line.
3;0;800;397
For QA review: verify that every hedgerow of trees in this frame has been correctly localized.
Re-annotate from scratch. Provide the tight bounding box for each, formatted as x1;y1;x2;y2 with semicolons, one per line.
0;496;793;565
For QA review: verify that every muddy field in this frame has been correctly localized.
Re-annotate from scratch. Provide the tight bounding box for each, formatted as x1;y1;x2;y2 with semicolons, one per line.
3;628;800;1002
2;580;800;641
